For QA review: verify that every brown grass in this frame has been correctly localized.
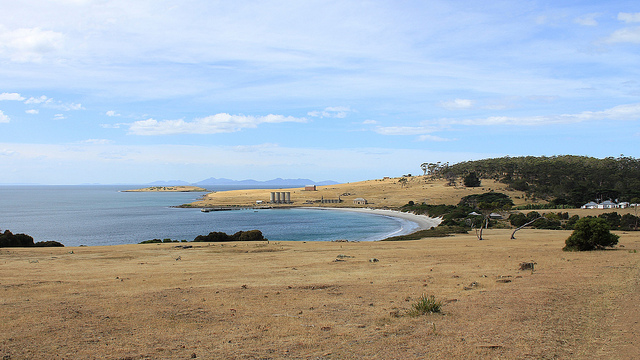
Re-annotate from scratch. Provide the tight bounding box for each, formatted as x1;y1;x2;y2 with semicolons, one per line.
2;229;639;359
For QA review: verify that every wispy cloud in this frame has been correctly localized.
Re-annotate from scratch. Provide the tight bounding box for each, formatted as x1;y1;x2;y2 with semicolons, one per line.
0;110;9;123
0;92;25;101
374;125;451;142
308;106;353;118
418;134;453;142
574;13;600;26
439;99;474;110
53;114;65;120
25;95;52;104
24;95;83;111
374;126;435;136
106;110;120;117
443;103;640;126
606;12;640;44
78;139;114;145
25;109;39;114
618;12;640;23
607;27;640;44
128;113;307;135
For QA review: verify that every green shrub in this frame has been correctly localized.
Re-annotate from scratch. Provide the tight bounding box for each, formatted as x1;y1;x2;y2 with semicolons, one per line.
234;230;266;241
139;239;163;244
409;294;442;316
563;217;619;251
33;241;64;247
194;230;266;242
0;230;35;247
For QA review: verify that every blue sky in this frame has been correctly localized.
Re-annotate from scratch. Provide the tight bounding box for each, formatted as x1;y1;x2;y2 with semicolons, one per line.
1;1;640;184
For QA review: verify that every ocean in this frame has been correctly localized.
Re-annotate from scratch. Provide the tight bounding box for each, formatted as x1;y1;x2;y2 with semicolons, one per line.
0;185;419;247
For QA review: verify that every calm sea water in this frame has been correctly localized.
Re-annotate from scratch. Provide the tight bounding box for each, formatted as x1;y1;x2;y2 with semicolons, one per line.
0;185;418;247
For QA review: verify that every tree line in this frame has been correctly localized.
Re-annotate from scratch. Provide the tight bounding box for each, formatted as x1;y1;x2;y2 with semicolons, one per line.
422;155;640;206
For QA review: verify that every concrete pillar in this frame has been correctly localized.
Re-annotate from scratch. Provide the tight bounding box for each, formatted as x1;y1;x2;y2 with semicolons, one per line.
270;192;275;203
285;192;291;203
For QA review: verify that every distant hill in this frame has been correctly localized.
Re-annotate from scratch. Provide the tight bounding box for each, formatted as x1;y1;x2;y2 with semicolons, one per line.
193;177;339;186
441;155;640;206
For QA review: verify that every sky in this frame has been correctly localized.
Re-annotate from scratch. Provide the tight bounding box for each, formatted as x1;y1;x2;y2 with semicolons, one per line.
1;0;640;184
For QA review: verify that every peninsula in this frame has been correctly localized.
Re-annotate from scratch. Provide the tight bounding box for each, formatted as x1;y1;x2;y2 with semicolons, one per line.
122;185;208;192
182;176;528;209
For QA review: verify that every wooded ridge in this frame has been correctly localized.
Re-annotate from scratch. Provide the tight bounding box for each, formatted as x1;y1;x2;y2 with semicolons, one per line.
433;155;640;206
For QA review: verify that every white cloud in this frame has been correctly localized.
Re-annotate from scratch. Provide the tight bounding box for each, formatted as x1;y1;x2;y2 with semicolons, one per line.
362;119;378;125
439;98;474;110
25;95;52;104
0;27;65;62
59;103;84;111
24;95;84;111
607;26;640;44
25;109;39;114
0;110;9;123
106;110;120;117
53;114;66;120
374;126;435;136
79;139;114;145
0;92;25;101
128;113;307;135
417;134;453;142
618;12;640;23
308;106;353;118
445;103;640;126
574;13;600;26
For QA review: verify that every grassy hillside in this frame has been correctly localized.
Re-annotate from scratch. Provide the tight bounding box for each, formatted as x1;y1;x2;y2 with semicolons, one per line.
185;177;529;208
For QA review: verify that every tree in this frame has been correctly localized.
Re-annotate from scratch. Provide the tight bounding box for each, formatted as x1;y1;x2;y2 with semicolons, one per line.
510;213;542;239
632;197;640;230
398;177;408;188
563;217;619;251
463;172;481;187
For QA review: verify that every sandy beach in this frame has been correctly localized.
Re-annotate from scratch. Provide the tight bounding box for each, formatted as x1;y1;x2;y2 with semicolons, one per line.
2;229;639;359
307;207;442;237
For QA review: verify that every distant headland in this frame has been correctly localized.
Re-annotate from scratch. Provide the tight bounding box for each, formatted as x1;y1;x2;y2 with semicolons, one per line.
122;186;208;192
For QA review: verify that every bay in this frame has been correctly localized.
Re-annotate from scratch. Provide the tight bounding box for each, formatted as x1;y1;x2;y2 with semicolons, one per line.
0;185;418;247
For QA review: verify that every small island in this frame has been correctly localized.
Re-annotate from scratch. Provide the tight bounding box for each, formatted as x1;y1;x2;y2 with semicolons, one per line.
122;185;208;192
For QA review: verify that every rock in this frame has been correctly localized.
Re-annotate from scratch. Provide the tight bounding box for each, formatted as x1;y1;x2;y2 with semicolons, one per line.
369;258;379;263
463;281;479;290
519;262;536;271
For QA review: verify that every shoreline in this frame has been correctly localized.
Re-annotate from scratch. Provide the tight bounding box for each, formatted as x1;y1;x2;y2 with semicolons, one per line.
300;206;442;238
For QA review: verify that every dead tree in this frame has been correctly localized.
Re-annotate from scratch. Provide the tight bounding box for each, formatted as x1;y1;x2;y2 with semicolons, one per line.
510;216;542;239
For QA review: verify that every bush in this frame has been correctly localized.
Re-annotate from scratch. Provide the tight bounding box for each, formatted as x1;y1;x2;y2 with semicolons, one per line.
408;294;442;316
139;239;162;244
194;230;266;242
0;230;35;247
0;229;64;247
563;217;619;251
233;230;266;241
33;241;64;247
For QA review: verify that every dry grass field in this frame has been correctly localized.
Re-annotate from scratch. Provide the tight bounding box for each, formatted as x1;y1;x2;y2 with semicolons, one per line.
2;229;639;359
188;177;528;208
